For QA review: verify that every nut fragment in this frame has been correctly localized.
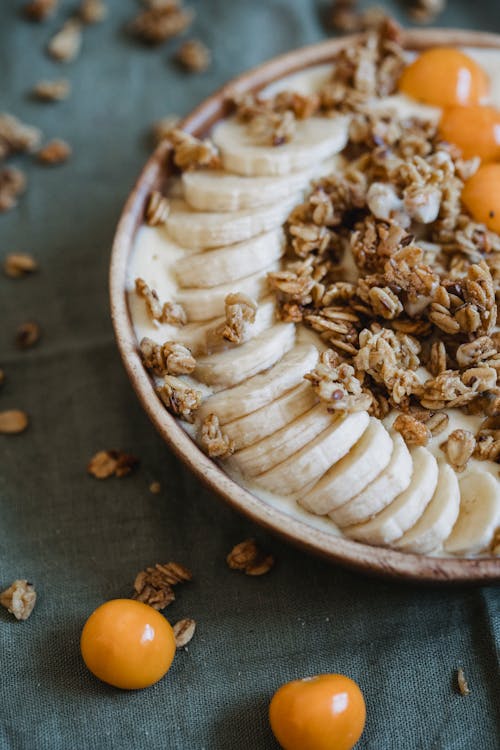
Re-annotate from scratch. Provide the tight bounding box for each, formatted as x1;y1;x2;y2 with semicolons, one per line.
176;39;211;73
393;413;430;446
15;322;41;349
37;139;71;165
0;580;36;621
226;539;275;576
441;429;476;473
47;20;83;62
87;450;139;479
32;79;71;102
0;410;29;435
145;191;170;226
173;618;196;648
132;562;192;610
456;667;470;696
3;253;37;278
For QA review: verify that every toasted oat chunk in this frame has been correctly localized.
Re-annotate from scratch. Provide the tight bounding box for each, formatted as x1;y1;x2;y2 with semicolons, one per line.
0;580;37;621
176;39;211;73
3;252;37;278
409;0;446;23
0;167;27;212
441;429;476;473
23;0;57;21
226;539;274;576
32;79;71;102
37;139;71;165
200;414;234;458
129;4;194;45
166;128;220;171
149;480;161;494
393;414;430;446
0;410;29;434
0;113;41;159
140;337;195;376
135;278;187;325
132;561;192;610
306;350;372;413
156;375;202;422
220;293;257;345
87;450;139;479
48;20;83;62
456;667;470;696
145;191;170;226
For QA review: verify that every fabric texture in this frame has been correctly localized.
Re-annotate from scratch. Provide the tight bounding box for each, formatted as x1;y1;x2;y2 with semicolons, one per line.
1;1;499;748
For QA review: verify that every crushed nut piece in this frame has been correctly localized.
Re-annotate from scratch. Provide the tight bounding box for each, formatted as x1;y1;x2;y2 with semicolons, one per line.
135;278;187;324
87;450;139;479
47;20;83;62
37;139;71;165
226;539;275;576
0;113;41;159
23;0;57;21
0;410;29;435
0;580;36;621
15;322;41;349
79;0;108;24
140;337;196;375
149;480;161;494
456;667;471;696
166;128;220;171
32;79;71;102
393;413;430;446
132;561;192;610
3;253;37;278
176;39;211;73
0;167;27;212
129;4;194;45
156;375;202;421
145;190;170;226
173;618;196;648
200;414;234;458
441;429;476;473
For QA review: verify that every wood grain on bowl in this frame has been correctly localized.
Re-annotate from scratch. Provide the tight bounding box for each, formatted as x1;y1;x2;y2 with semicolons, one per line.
110;29;500;583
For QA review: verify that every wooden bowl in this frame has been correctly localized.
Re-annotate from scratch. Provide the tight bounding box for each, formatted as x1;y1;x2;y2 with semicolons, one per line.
110;29;500;583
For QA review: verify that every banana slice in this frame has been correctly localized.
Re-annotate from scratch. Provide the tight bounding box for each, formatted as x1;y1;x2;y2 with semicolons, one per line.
212;116;349;176
329;434;412;528
300;419;393;516
223;382;317;451
165;197;298;249
344;448;438;546
175;230;284;289
178;262;278;321
197;343;319;424
229;403;335;477
253;411;370;496
194;323;295;389
180;297;277;355
182;157;343;212
394;463;460;554
445;472;500;555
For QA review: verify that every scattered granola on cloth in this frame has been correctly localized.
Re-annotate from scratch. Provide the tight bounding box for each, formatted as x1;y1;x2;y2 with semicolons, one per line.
132;562;192;610
0;580;37;621
226;539;275;576
87;450;139;479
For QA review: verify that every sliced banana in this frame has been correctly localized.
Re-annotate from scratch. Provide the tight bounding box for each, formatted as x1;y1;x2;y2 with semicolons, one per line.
223;382;317;451
445;472;500;556
344;448;438;546
194;323;295;389
182;157;343;212
177;262;278;321
212;116;349;176
197;343;319;424
175;230;284;289
329;433;412;528
165;197;298;249
253;411;370;496
394;463;460;555
300;419;393;516
180;297;277;355
229;403;334;477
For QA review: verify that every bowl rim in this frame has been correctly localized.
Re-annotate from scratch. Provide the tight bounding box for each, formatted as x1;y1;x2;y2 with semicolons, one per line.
110;28;500;583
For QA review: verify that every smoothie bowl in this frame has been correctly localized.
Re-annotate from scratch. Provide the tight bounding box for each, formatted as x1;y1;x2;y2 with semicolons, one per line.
110;26;500;582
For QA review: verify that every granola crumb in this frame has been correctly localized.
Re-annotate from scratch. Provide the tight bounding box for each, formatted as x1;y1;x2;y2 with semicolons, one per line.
135;278;187;325
220;292;257;344
0;167;27;213
79;0;108;24
456;667;471;696
145;190;170;226
176;39;211;73
32;79;71;102
156;375;202;422
0;113;41;159
149;480;161;494
47;20;83;62
140;337;196;376
23;0;57;21
37;139;72;165
0;580;37;621
393;413;431;446
173;618;196;648
0;410;29;435
440;429;476;473
166;128;220;172
3;253;37;279
132;561;192;610
200;414;234;458
15;321;41;350
129;4;194;45
226;539;275;576
87;450;139;479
